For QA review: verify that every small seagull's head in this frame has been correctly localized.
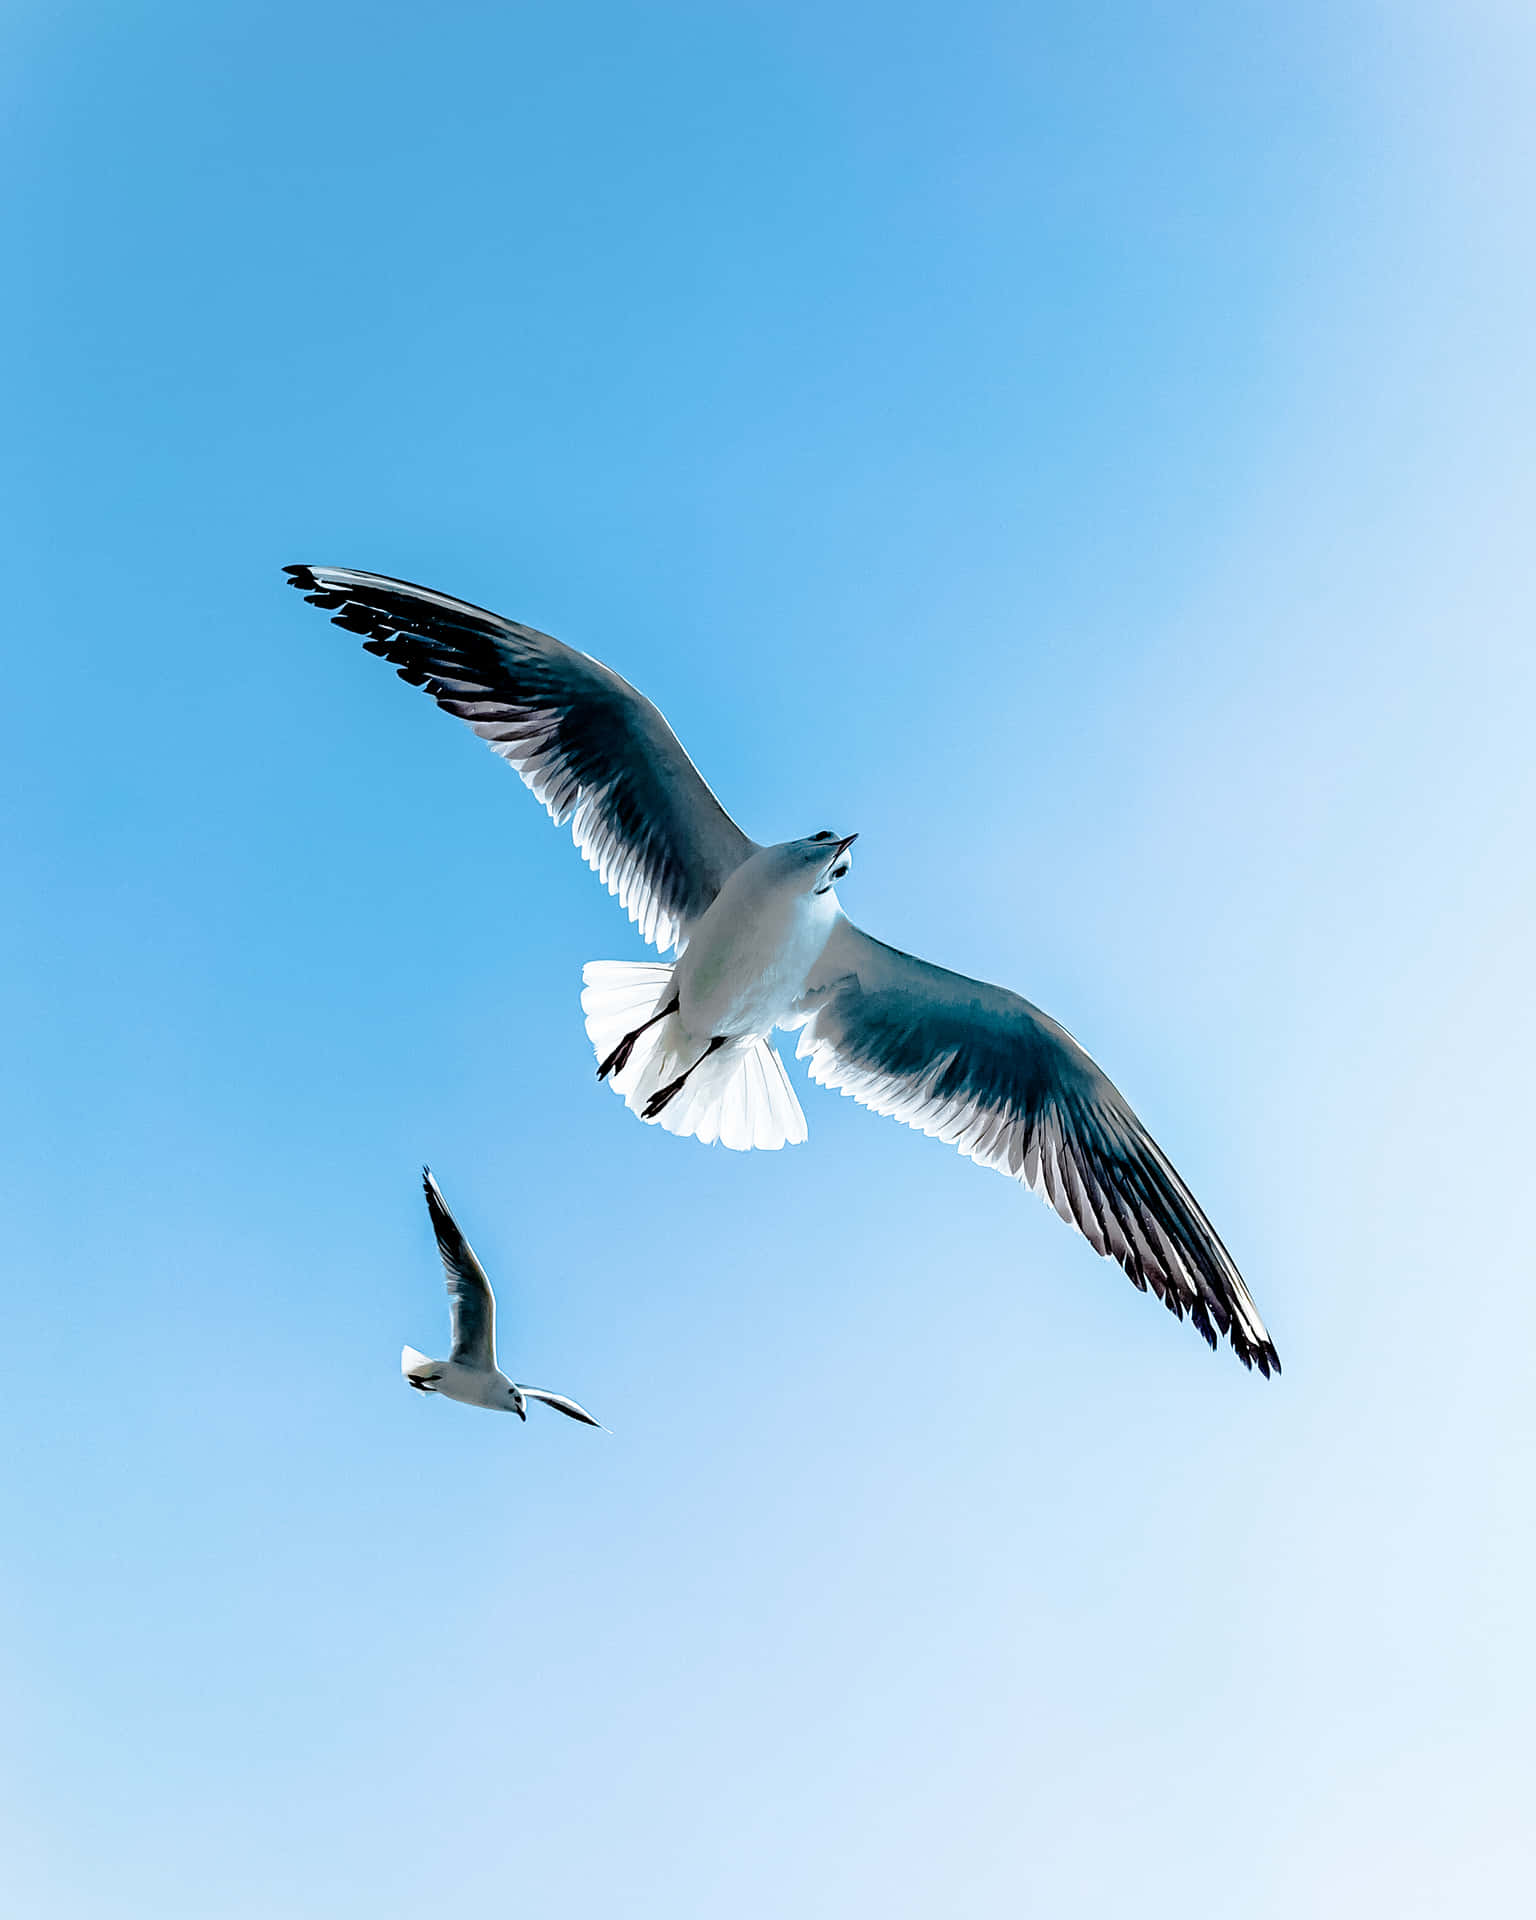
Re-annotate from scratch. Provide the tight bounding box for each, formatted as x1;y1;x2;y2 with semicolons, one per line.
507;1385;527;1420
792;829;857;896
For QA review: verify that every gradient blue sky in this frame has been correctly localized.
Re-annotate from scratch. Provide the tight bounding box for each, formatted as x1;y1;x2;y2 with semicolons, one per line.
5;3;1534;1914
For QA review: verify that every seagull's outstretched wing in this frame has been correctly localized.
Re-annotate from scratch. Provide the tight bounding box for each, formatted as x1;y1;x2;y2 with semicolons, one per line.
286;565;758;953
518;1387;606;1429
421;1168;497;1371
795;920;1278;1375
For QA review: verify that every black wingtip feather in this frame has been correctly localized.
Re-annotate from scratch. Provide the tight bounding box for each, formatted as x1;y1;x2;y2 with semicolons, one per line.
1231;1330;1281;1380
283;559;751;955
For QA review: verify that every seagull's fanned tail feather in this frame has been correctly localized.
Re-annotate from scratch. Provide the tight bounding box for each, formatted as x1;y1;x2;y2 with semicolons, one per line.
401;1346;440;1388
580;959;675;1077
581;961;806;1152
644;1034;806;1151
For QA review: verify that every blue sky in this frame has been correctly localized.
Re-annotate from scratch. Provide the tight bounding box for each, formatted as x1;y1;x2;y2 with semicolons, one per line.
4;2;1534;1914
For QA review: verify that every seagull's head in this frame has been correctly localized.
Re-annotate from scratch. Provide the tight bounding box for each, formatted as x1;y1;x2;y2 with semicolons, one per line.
787;829;858;896
506;1385;527;1420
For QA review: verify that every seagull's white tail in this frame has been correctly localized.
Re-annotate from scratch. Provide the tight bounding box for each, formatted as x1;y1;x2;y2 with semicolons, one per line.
401;1345;439;1388
581;961;807;1153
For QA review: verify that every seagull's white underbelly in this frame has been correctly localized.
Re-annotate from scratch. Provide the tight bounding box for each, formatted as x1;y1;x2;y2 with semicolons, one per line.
676;880;838;1040
433;1363;513;1409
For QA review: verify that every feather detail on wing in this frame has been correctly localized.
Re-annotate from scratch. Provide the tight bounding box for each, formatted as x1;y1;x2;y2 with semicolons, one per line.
285;565;757;952
421;1168;497;1370
794;920;1278;1375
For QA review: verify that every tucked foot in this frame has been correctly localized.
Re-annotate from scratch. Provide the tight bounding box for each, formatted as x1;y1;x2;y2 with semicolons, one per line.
597;1033;637;1081
642;1075;689;1119
597;995;681;1081
640;1034;728;1119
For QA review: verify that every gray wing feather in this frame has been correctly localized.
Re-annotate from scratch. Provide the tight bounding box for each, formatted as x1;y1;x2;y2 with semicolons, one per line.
795;919;1278;1375
421;1169;496;1370
285;566;757;952
518;1386;605;1428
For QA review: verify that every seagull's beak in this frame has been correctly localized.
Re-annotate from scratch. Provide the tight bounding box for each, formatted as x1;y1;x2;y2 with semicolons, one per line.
815;832;858;894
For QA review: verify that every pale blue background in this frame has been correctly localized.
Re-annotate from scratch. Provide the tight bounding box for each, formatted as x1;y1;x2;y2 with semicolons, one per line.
4;4;1534;1915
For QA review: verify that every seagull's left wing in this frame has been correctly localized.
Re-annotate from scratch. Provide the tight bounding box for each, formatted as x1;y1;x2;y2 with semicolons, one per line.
285;565;758;952
422;1169;497;1371
794;919;1278;1375
517;1386;605;1428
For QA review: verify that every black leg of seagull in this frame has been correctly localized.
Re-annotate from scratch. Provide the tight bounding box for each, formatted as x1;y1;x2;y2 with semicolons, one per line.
598;995;681;1081
642;1036;728;1119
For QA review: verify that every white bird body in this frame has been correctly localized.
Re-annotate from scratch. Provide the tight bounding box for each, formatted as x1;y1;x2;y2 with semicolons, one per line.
674;845;844;1039
400;1348;526;1414
577;839;853;1152
403;1171;604;1428
290;563;1281;1376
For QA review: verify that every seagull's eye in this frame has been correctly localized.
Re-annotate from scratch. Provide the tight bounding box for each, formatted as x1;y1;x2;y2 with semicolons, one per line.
810;830;835;842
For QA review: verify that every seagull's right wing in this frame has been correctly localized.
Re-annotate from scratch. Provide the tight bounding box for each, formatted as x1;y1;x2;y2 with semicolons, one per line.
794;919;1278;1375
421;1169;496;1371
518;1387;605;1429
286;565;758;952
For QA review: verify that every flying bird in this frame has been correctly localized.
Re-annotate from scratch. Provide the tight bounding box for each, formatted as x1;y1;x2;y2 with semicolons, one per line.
402;1168;605;1426
291;564;1278;1376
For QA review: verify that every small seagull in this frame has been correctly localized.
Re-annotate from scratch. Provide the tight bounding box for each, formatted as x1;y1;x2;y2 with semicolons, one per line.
402;1168;605;1426
291;565;1278;1376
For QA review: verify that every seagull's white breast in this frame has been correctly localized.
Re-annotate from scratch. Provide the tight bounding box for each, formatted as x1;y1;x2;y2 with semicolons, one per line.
675;855;839;1040
433;1362;515;1409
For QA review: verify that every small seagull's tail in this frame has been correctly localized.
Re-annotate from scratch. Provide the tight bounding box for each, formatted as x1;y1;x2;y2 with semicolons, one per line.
581;961;807;1153
401;1346;440;1390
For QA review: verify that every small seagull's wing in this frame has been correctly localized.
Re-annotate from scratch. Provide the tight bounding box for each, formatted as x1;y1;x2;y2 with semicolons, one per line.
286;565;758;953
421;1169;497;1370
794;919;1278;1375
518;1386;606;1429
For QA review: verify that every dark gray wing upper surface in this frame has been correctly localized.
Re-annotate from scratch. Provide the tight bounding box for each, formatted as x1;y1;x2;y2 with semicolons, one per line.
286;565;758;953
421;1168;497;1370
795;919;1278;1374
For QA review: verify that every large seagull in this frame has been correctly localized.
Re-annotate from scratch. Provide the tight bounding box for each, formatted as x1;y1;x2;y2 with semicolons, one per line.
289;564;1278;1375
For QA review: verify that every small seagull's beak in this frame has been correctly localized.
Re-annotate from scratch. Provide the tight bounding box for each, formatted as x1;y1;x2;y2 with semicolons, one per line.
835;832;859;855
